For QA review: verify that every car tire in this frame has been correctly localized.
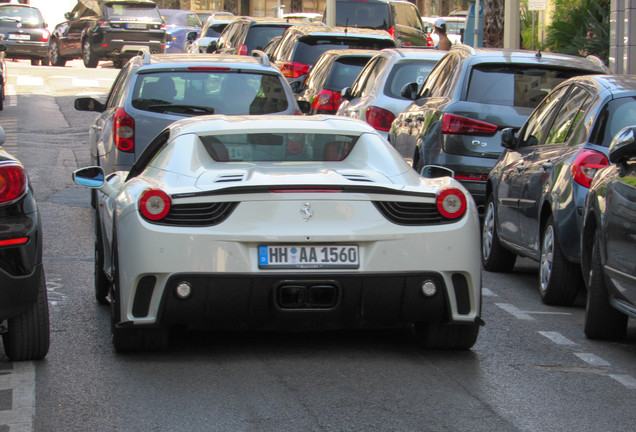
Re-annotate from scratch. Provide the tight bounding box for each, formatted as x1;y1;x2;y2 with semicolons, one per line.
94;212;110;305
415;322;479;350
40;57;50;66
2;268;50;361
539;216;582;306
584;233;628;339
481;194;516;272
49;39;67;67
82;38;99;68
30;58;40;66
110;235;169;352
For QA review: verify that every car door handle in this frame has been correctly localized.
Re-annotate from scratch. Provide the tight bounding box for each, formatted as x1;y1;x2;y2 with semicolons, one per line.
542;162;553;170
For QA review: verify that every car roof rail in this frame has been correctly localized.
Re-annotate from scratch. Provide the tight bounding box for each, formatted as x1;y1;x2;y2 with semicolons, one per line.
251;50;270;67
137;47;151;64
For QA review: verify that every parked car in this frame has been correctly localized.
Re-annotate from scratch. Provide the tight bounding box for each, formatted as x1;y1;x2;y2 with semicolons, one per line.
73;50;301;192
322;0;433;47
49;0;166;68
72;115;483;352
0;43;7;111
185;12;233;54
482;75;636;306
272;25;396;90
211;16;305;56
581;125;636;339
338;48;445;141
296;49;376;114
159;8;201;53
0;126;50;361
388;45;609;211
0;3;50;66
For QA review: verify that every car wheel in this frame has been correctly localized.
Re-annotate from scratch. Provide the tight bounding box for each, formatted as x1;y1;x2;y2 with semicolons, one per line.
40;57;50;66
481;194;516;272
415;322;479;350
112;58;124;69
30;58;40;66
539;216;581;306
82;38;99;68
110;235;169;352
0;84;4;111
584;233;628;339
49;39;67;67
94;212;110;305
2;268;50;360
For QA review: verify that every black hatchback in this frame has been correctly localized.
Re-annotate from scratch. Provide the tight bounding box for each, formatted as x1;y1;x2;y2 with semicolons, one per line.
0;127;50;361
482;75;636;307
0;3;50;65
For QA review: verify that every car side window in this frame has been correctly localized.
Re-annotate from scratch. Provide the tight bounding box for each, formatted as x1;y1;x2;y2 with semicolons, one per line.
393;4;423;30
358;57;386;98
418;54;451;98
349;56;377;97
543;86;592;146
519;85;570;147
105;63;133;109
217;22;236;49
420;54;457;98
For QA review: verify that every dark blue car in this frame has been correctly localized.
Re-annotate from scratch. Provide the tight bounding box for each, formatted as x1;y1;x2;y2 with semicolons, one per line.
160;8;202;53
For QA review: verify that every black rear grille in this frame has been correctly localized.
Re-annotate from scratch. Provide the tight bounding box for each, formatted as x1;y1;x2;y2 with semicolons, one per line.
373;201;453;225
160;202;239;226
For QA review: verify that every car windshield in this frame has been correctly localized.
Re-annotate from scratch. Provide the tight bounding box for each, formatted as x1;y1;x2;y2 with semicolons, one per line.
466;65;596;109
106;4;161;20
131;71;290;115
200;133;359;162
0;6;45;27
384;60;438;98
334;2;389;30
324;57;371;91
293;37;394;66
245;25;290;53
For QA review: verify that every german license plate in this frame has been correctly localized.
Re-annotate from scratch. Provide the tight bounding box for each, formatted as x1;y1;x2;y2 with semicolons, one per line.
126;23;146;29
8;34;30;40
258;245;359;269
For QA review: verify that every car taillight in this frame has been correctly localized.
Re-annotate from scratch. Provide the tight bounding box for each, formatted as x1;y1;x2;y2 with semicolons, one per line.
426;34;435;47
139;189;171;221
388;26;395;38
114;108;134;153
0;163;27;203
0;237;28;247
365;106;396;132
41;30;50;43
571;149;609;188
442;113;498;136
278;61;310;78
436;187;467;219
237;43;248;56
311;89;342;113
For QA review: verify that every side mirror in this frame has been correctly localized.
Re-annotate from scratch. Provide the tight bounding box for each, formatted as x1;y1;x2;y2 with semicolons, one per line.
340;87;353;101
186;31;198;42
420;165;455;178
501;128;517;149
400;82;419;101
297;100;311;114
206;40;217;53
74;97;105;113
73;166;105;188
609;126;636;164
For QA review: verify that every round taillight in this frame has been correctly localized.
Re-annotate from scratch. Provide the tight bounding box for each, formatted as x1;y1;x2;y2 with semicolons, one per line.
139;189;171;221
436;187;467;219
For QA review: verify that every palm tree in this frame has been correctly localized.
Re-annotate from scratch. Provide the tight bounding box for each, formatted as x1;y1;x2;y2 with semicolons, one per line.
483;0;504;48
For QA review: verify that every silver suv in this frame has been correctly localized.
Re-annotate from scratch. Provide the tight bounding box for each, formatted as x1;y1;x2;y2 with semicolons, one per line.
75;51;300;178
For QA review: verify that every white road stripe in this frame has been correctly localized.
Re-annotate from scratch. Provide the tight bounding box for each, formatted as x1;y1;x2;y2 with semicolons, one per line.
574;352;611;367
16;76;43;86
0;362;35;432
496;303;534;320
482;288;497;297
538;331;576;346
609;374;636;389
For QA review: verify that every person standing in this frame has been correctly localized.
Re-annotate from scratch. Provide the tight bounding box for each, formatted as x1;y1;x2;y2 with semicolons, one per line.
434;17;452;51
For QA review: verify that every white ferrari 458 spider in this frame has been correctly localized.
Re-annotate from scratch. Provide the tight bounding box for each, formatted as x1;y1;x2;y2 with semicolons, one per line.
73;115;483;352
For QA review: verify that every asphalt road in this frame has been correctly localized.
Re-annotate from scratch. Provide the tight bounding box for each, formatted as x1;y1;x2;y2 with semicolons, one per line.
0;59;634;432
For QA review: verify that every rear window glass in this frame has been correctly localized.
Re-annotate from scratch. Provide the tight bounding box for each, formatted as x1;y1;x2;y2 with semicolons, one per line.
106;4;161;20
590;96;636;147
206;23;227;37
0;6;45;27
293;37;394;66
132;71;289;115
334;2;389;30
445;20;466;34
324;57;371;91
384;60;438;98
245;25;290;53
201;133;359;162
466;65;592;109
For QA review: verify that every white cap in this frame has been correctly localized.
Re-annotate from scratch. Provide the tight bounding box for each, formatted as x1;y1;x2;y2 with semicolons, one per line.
434;18;446;29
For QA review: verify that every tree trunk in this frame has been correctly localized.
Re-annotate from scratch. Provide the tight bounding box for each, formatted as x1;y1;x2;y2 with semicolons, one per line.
483;0;505;48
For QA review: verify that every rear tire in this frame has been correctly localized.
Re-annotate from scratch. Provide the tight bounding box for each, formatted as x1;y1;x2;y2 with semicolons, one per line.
49;39;67;67
40;57;50;66
584;234;628;339
481;194;516;272
2;268;50;361
415;322;479;350
30;58;40;66
539;216;582;306
82;38;99;68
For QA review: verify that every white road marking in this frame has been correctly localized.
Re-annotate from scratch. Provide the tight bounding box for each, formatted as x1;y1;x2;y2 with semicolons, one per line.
538;331;576;346
72;78;101;87
496;303;534;320
482;288;497;297
574;352;611;367
609;374;636;389
16;76;43;86
0;362;36;432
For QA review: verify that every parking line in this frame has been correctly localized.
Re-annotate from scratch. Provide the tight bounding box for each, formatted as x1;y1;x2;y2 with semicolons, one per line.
496;303;534;320
482;288;497;297
574;352;611;367
609;374;636;389
538;331;576;346
0;362;35;432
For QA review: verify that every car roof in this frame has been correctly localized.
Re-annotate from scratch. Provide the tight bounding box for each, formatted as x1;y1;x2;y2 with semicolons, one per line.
133;53;279;72
382;48;447;60
319;48;380;59
287;24;393;39
569;74;636;95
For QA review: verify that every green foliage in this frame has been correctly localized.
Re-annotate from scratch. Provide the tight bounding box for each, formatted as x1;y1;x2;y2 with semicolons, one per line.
546;0;609;64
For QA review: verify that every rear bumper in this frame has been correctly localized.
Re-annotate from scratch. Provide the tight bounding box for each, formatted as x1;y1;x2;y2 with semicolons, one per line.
90;30;166;58
2;41;49;59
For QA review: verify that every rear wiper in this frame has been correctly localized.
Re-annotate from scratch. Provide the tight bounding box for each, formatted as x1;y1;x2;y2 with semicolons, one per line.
146;104;215;115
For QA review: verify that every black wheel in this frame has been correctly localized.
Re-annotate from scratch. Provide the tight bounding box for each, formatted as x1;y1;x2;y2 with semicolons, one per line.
415;322;479;350
0;84;4;111
30;58;40;66
94;212;110;304
2;268;50;360
112;59;124;69
539;215;582;306
584;234;628;339
481;194;516;272
82;38;99;68
49;39;67;67
40;57;50;66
